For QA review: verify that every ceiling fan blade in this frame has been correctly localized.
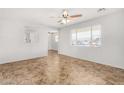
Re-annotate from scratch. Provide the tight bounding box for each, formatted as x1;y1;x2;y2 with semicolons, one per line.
58;20;64;24
67;17;74;20
70;14;82;18
57;20;62;23
49;16;63;18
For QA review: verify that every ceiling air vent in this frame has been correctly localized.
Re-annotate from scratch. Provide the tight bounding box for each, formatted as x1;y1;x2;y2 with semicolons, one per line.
97;8;106;13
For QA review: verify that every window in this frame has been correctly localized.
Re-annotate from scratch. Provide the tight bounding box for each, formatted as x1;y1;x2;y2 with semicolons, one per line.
55;35;59;42
72;25;101;47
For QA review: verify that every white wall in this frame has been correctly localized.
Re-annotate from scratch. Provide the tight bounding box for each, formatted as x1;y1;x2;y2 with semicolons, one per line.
0;19;52;64
59;10;124;69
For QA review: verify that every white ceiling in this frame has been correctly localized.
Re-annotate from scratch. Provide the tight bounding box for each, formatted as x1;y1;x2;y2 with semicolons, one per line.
0;8;123;28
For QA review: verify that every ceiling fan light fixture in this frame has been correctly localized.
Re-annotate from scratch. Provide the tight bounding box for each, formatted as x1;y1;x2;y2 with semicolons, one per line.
60;19;71;24
62;19;66;24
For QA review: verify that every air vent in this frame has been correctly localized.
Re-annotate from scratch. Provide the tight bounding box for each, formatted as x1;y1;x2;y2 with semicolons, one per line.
97;8;106;13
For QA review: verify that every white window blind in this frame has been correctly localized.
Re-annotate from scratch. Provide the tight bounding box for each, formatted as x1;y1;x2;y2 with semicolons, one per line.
72;25;101;47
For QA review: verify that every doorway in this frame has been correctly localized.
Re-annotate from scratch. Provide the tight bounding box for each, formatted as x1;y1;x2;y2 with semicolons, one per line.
48;31;59;53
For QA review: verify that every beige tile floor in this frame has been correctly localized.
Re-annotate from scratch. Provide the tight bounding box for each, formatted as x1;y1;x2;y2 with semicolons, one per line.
0;50;124;85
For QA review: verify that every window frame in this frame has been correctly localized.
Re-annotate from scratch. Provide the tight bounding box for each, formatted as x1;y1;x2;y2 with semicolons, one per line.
55;34;59;42
71;24;102;47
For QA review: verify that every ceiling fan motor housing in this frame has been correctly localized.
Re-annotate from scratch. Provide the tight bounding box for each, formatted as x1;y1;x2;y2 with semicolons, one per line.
62;10;69;18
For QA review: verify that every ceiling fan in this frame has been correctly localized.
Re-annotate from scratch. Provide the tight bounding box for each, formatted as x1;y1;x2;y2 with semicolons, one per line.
50;9;82;24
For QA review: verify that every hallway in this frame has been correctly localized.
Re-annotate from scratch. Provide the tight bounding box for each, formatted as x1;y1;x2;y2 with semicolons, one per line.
0;50;124;85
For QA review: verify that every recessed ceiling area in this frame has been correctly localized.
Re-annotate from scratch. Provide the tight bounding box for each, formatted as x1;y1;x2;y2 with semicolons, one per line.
0;8;123;28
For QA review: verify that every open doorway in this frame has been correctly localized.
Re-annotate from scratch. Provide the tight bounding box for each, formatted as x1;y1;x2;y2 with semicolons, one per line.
48;31;59;53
